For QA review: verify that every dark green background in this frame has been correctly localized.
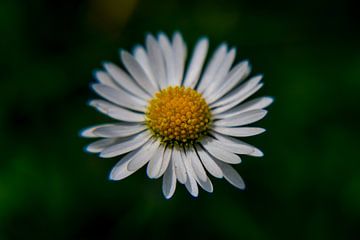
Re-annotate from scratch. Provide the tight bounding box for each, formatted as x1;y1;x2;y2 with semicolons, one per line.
1;0;359;239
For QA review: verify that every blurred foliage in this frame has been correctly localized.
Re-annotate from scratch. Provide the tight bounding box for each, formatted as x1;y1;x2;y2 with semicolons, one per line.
1;0;359;239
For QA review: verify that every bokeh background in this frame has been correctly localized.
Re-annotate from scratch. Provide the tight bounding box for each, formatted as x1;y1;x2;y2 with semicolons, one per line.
1;0;359;239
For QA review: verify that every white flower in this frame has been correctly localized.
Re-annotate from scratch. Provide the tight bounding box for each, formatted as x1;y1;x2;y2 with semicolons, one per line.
81;32;273;199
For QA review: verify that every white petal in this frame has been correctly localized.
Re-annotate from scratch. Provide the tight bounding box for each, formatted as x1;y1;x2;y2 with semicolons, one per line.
211;75;263;108
249;148;264;157
80;125;111;138
211;132;259;156
216;161;245;190
213;109;268;127
196;176;213;193
172;32;187;86
99;131;151;158
183;38;209;88
93;70;118;89
188;148;207;182
146;144;165;178
103;62;150;100
197;43;227;93
201;137;241;164
86;138;116;153
188;148;213;193
207;60;251;104
195;145;223;178
145;34;167;89
93;124;146;138
202;48;236;98
158;33;176;86
214;97;273;119
210;139;252;156
172;148;187;184
109;147;143;180
127;140;160;171
81;128;97;138
81;123;139;138
212;83;264;115
133;45;158;90
213;126;266;137
92;84;147;112
182;151;199;197
89;100;145;122
156;146;172;178
191;167;213;193
120;51;157;95
162;158;176;199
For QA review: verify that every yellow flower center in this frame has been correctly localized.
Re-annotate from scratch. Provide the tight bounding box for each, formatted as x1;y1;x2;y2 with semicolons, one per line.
146;86;211;146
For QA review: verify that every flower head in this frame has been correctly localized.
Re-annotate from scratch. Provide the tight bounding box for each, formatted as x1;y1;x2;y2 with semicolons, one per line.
82;32;273;198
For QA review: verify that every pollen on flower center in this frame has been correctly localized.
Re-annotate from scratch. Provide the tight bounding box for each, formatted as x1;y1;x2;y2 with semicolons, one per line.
146;86;211;146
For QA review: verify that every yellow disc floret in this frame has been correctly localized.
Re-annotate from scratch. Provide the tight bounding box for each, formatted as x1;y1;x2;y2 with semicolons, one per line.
146;86;211;146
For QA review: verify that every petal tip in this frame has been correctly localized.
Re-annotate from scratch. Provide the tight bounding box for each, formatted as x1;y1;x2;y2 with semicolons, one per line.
102;61;112;68
173;31;182;38
79;127;94;138
266;96;275;106
198;36;209;44
92;69;101;78
163;192;174;200
87;99;95;107
99;152;111;158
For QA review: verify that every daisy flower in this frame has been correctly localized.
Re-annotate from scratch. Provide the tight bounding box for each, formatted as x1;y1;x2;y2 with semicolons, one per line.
81;32;273;199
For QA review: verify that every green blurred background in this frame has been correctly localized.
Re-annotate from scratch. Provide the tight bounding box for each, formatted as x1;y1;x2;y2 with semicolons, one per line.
1;0;359;239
